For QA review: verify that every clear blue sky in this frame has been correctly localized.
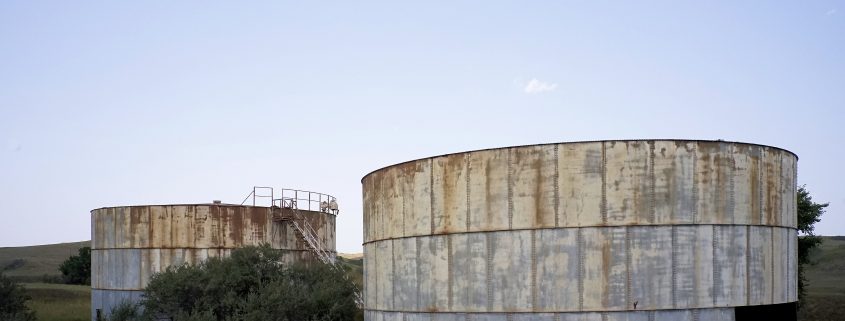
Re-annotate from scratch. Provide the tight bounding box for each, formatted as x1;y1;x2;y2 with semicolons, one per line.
1;2;842;252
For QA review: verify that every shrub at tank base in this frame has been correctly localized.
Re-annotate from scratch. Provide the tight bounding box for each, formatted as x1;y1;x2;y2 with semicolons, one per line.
111;245;362;321
0;272;36;321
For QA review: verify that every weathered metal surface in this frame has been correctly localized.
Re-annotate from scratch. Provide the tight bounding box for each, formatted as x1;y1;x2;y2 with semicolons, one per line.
362;140;797;319
91;204;336;319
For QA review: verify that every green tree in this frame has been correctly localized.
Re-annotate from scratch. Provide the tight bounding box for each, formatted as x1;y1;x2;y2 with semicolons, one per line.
797;185;828;305
127;245;360;321
59;246;91;285
0;272;36;321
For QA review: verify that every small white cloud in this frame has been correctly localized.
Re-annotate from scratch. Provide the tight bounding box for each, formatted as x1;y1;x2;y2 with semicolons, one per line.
523;78;558;94
827;8;837;15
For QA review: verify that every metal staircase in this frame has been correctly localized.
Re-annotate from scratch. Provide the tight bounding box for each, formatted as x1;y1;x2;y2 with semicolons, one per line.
242;187;364;307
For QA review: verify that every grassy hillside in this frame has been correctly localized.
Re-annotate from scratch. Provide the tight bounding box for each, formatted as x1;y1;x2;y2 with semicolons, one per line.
0;241;90;282
23;282;90;321
338;255;363;289
798;236;845;321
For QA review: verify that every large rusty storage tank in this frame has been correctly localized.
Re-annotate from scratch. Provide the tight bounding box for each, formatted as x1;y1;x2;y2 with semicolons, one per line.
90;188;337;320
362;140;797;321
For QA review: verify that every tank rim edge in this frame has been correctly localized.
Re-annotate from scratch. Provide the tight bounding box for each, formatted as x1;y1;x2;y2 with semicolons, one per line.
360;138;799;183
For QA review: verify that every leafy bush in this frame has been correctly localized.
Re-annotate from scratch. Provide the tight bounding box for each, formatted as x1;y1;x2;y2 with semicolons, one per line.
59;246;91;285
112;245;361;321
0;272;36;321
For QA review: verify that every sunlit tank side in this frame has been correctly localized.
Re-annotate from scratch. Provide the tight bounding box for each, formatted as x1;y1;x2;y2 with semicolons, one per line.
362;140;798;321
90;195;337;320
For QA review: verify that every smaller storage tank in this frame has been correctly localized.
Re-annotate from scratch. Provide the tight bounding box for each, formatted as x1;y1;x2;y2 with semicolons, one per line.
90;188;338;320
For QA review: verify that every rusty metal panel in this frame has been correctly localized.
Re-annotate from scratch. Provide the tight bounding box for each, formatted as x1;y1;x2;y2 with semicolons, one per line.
432;154;469;235
558;143;603;227
380;311;403;321
652;141;695;225
511;145;557;229
697;308;735;320
382;166;404;241
605;311;650;321
401;161;433;238
374;240;394;310
653;310;693;321
467;149;509;231
713;225;747;306
489;230;532;312
102;208;115;248
535;228;579;312
394;237;419;310
762;147;783;226
604;141;651;225
673;225;714;308
772;227;788;304
417;235;449;312
781;155;797;228
449;232;487;312
788;228;798;302
512;313;556;321
364;244;376;308
695;142;733;224
629;226;672;310
363;174;374;243
730;144;757;225
558;312;603;321
748;226;773;305
581;226;627;311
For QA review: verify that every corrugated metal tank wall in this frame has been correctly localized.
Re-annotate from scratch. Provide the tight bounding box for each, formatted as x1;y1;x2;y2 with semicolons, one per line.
90;204;336;320
362;140;797;321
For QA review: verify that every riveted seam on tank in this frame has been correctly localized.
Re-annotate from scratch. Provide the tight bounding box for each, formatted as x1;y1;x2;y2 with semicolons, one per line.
745;225;751;307
486;233;494;311
375;242;379;310
466;153;471;233
508;148;514;230
416;237;421;311
625;226;632;310
531;229;537;312
671;225;677;309
392;239;397;310
447;234;453;310
360;222;799;245
729;148;736;224
786;228;791;301
601;142;608;225
649;141;656;224
792;159;797;229
430;158;435;235
554;144;560;228
402;184;407;238
692;144;698;224
770;226;775;305
712;225;719;307
759;147;765;225
577;228;584;311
